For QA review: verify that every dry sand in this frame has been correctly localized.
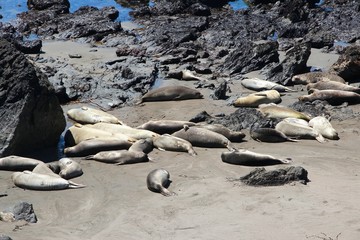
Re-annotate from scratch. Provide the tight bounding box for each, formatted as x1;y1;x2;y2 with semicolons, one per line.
1;41;360;240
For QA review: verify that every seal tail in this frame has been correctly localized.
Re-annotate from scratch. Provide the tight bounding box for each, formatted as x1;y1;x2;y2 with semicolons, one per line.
84;155;95;160
315;134;325;143
281;158;292;164
68;181;86;189
226;142;237;152
188;149;197;157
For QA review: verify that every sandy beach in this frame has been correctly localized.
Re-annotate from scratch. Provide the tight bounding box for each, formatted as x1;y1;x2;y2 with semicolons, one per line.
1;40;360;240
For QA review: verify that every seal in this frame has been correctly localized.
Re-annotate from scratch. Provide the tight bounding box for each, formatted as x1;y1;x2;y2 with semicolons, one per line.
67;106;124;125
250;125;297;143
139;86;203;103
0;155;42;171
181;69;206;81
258;103;311;121
128;138;154;154
32;162;61;178
194;123;245;142
299;89;360;105
306;80;360;93
47;158;83;180
153;134;197;156
85;150;149;165
241;78;295;92
233;90;281;107
292;72;346;85
172;125;236;151
221;149;291;166
275;120;325;143
309;116;339;140
146;169;175;196
64;137;133;157
11;171;85;190
85;122;159;139
137;120;198;134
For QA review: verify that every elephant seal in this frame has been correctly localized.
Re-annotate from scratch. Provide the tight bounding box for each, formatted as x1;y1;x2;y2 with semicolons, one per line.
85;150;149;165
11;171;85;190
194;123;245;142
153;134;197;156
137;120;198;134
258;103;311;121
128;138;154;154
306;80;360;93
275;120;325;143
146;169;175;196
32;162;61;178
241;78;295;92
85;122;159;139
233;90;281;107
67;106;124;125
309;116;339;140
250;126;297;143
292;72;346;85
181;69;206;81
172;125;236;151
299;89;360;105
0;156;42;171
221;150;291;166
139;86;203;103
64;138;133;157
57;158;83;180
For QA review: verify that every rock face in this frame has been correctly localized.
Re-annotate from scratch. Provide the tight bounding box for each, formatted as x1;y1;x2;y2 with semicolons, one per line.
0;39;66;157
330;45;360;82
2;201;37;223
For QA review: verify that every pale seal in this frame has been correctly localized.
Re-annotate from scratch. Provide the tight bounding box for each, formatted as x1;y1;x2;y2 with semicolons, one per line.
11;171;85;190
85;150;149;165
146;169;175;196
309;116;339;140
299;89;360;105
139;86;203;103
275;120;325;143
194;123;245;142
128;138;154;154
241;78;295;92
172;125;236;151
137;120;198;134
67;106;124;125
292;72;346;85
233;90;281;107
0;156;42;171
153;134;197;156
221;150;291;166
181;69;206;81
46;158;83;180
306;80;360;93
258;103;311;121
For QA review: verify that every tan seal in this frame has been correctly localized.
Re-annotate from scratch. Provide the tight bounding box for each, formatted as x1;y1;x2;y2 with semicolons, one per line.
258;103;311;121
194;123;245;142
306;80;360;93
291;72;346;85
299;89;360;105
85;150;149;165
153;134;197;156
221;149;291;166
67;106;124;125
137;120;198;134
146;169;176;196
0;155;42;171
233;90;281;107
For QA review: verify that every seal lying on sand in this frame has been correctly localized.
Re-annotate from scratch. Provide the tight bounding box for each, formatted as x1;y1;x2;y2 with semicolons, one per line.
46;158;83;180
241;78;295;92
137;120;198;134
306;80;360;93
64;138;133;157
194;123;245;142
12;171;85;190
292;72;346;85
221;150;291;166
172;125;236;151
233;90;281;107
85;150;149;165
67;106;124;125
299;89;360;105
309;116;339;140
128;138;154;154
258;103;311;121
139;86;203;103
167;70;206;81
146;169;175;196
250;126;297;143
275;120;325;143
0;156;42;171
153;134;197;156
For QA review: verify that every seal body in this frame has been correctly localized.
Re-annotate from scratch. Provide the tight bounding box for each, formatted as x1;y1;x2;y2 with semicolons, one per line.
128;138;154;154
221;150;291;166
137;120;197;134
306;80;360;93
241;78;294;92
194;124;245;142
275;120;325;142
172;126;236;150
85;150;149;165
153;134;197;156
299;89;360;105
146;169;175;196
181;69;206;81
67;106;123;124
233;90;281;107
292;72;346;85
250;127;297;142
309;116;339;140
140;86;203;102
0;156;42;171
258;103;311;121
57;158;83;180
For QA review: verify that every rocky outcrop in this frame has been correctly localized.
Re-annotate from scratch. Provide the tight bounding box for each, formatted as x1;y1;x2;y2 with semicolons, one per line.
27;0;70;13
1;202;37;223
0;39;66;157
329;45;360;82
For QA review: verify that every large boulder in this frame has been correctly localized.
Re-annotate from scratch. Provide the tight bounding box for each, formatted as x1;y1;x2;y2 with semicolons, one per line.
0;39;66;157
329;45;360;82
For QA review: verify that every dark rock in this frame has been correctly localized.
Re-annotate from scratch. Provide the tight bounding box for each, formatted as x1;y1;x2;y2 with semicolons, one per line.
13;39;42;54
189;3;211;16
264;41;311;85
0;39;66;157
27;0;70;13
194;64;212;74
329;45;360;82
3;201;37;223
189;111;213;123
210;81;228;100
239;166;310;186
288;101;331;119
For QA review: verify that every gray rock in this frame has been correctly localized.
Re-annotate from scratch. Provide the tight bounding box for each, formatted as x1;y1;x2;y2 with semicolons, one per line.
330;45;360;83
0;38;66;157
3;201;37;223
0;235;13;240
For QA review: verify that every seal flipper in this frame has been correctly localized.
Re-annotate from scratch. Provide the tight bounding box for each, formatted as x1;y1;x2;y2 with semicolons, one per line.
68;181;86;189
315;134;326;143
160;187;177;197
84;155;95;160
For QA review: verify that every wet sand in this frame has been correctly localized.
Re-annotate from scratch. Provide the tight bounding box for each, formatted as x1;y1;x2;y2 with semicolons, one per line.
1;40;360;240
